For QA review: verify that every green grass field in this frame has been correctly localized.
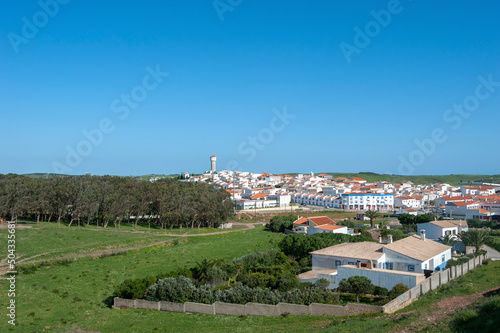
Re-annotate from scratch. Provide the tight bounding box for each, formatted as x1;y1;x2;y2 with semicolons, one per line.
284;172;500;185
1;225;498;332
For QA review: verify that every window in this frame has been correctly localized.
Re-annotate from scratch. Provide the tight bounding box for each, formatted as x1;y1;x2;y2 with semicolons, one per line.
385;262;393;270
424;263;428;269
335;260;341;267
408;265;415;272
442;254;445;263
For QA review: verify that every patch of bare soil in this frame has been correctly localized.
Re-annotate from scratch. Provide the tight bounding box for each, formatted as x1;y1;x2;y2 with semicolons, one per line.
393;287;500;332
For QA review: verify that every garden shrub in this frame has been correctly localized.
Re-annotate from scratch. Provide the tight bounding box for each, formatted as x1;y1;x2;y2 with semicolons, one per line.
388;283;409;299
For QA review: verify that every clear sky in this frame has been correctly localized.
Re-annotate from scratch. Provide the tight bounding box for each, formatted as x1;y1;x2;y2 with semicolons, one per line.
1;0;499;176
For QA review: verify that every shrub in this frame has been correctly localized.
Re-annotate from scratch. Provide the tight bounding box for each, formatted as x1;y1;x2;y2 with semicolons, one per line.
146;276;196;303
388;284;409;299
337;276;375;303
374;286;389;297
206;266;228;287
314;278;330;291
114;275;158;300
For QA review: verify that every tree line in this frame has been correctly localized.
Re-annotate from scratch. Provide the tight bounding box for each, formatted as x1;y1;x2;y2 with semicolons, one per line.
0;174;233;229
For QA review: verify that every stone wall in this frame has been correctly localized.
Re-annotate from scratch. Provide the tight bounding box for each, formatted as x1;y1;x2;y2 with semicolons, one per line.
113;255;486;317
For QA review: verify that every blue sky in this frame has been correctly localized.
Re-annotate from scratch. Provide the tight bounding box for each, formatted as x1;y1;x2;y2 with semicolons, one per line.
1;0;499;176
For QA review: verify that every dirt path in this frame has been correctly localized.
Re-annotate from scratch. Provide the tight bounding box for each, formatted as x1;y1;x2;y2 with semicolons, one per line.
393;287;500;332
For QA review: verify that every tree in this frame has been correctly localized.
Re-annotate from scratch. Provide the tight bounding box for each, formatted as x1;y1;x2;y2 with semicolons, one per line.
388;283;409;299
415;214;433;224
381;229;405;242
337;276;374;303
365;210;378;228
458;229;493;252
438;234;458;247
398;213;415;226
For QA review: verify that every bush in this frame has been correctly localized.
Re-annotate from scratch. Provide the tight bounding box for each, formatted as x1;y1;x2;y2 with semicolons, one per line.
267;214;296;233
388;283;409;299
114;275;157;300
145;276;196;303
450;295;500;332
337;276;375;303
374;286;389;297
380;229;405;241
206;266;228;286
143;277;341;306
314;278;330;291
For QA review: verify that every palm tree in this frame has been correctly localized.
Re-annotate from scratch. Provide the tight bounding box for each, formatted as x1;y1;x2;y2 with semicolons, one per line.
365;210;378;228
458;229;493;252
438;234;458;247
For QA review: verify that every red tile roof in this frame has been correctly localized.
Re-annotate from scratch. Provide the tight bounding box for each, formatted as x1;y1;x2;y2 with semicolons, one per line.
315;225;345;231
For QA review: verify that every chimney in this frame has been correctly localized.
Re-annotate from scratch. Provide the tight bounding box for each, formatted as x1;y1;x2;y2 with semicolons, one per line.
379;235;383;243
420;229;426;241
458;220;462;233
387;234;393;244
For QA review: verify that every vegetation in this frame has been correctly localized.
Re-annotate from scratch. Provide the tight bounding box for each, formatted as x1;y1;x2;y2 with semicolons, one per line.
1;222;499;332
467;218;499;229
337;276;373;303
380;229;405;242
113;249;341;306
458;229;493;252
277;233;376;265
397;213;434;226
145;276;340;306
266;214;296;233
298;172;500;186
439;234;458;247
446;251;486;268
364;210;378;228
0;174;233;230
387;283;409;299
449;294;500;333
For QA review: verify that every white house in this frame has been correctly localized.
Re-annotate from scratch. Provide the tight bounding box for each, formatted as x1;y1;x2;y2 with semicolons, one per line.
417;220;468;240
307;224;350;236
339;192;394;210
395;208;418;216
300;232;451;290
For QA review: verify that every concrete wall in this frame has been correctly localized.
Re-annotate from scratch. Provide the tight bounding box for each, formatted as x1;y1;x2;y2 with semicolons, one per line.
278;303;311;316
135;299;159;311
112;254;486;317
245;302;280;317
214;302;246;316
185;302;215;315
383;254;486;313
346;303;384;316
309;303;347;316
160;301;185;313
113;298;381;317
335;266;423;291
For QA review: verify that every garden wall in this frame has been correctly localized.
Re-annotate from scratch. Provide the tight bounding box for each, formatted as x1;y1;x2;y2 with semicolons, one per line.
113;298;382;317
113;254;487;317
382;254;487;313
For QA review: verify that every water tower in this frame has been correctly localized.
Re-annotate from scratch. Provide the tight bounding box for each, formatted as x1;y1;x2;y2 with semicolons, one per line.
210;155;216;173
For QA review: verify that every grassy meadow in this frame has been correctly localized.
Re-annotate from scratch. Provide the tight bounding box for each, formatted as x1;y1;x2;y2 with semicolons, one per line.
1;223;499;332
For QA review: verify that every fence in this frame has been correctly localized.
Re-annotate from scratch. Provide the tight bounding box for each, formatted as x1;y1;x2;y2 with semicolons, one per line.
113;254;487;317
113;298;384;317
382;254;487;313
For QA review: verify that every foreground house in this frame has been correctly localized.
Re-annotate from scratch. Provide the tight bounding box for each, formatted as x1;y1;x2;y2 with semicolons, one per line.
298;231;451;290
